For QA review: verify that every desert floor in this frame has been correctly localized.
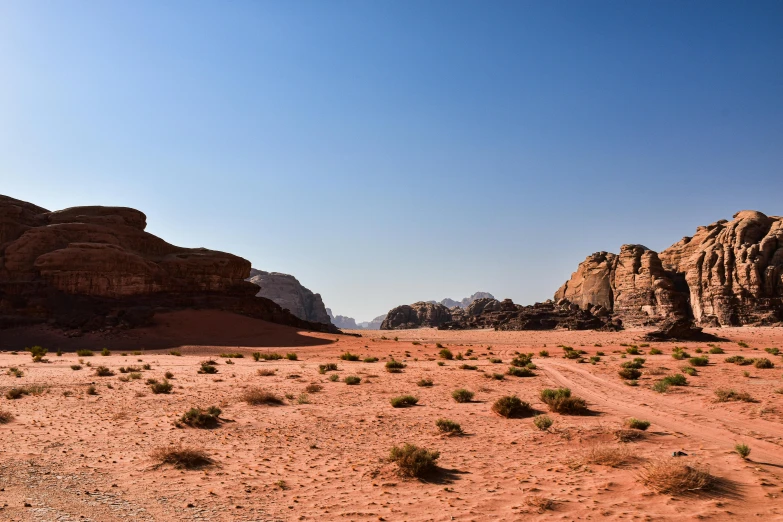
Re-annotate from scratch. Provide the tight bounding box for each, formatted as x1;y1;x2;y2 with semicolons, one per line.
1;310;783;521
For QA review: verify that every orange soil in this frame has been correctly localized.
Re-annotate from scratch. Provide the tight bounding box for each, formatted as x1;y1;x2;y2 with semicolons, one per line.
1;310;782;521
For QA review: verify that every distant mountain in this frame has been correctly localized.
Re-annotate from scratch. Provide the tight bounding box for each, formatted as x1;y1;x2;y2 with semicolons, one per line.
246;269;332;325
326;309;358;329
359;314;386;330
428;292;495;309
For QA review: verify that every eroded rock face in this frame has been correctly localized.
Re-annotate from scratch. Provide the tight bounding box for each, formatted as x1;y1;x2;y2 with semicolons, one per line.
440;298;620;331
380;302;453;330
557;210;783;327
247;269;331;325
0;195;338;333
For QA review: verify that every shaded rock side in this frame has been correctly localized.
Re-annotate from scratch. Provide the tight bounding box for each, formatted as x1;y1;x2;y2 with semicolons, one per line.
247;269;331;325
327;308;358;329
380;302;453;330
0;194;338;334
556;210;783;327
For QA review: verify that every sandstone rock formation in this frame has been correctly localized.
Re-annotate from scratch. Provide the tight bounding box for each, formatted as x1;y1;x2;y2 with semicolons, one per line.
246;269;331;325
360;314;386;330
380;302;453;330
431;292;495;309
0;195;338;334
439;298;620;331
327;309;358;329
557;210;783;327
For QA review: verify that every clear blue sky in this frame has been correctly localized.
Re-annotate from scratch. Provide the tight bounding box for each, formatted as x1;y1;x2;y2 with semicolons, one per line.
2;1;782;322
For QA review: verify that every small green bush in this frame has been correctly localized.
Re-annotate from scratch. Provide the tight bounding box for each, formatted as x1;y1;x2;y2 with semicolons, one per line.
385;360;406;373
626;418;650;430
344;376;361;385
101;348;111;356
390;395;418;408
198;363;218;374
682;366;697;376
538;350;549;357
459;364;477;370
436;418;462;434
507;366;535;377
180;406;222;428
438;348;453;360
753;358;774;369
76;349;94;357
70;364;82;371
649;348;662;355
714;389;756;402
389;444;439;477
150;379;173;394
491;395;532;418
533;414;553;431
709;346;724;354
735;443;750;459
689;356;709;367
94;366;114;377
451;389;474;403
363;357;378;363
618;368;642;380
417;378;433;387
340;352;360;361
662;374;688;386
328;374;339;382
540;388;587;414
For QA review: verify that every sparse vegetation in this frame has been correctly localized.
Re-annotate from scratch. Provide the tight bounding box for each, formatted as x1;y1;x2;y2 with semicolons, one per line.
626;418;650;430
101;348;111;356
220;353;244;358
754;357;774;369
328;374;339;382
385;359;406;373
0;409;14;424
318;363;338;373
257;368;276;376
150;379;173;394
242;387;284;405
709;346;724;354
286;353;298;360
714;389;756;402
533;414;553;431
94;366;115;377
438;348;453;360
340;352;360;361
689;356;709;367
76;349;94;357
507;366;535;377
389;443;439;477
451;389;474;403
638;458;714;494
363;357;378;363
681;366;697;376
738;341;749;348
180;406;222;428
578;444;634;467
540;388;587;414
305;383;323;393
649;348;662;355
735;443;751;459
28;345;47;362
344;376;361;385
390;395;418;408
491;395;532;418
619;368;642;380
417;378;433;387
436;418;462;434
198;361;218;374
152;445;213;469
459;364;477;370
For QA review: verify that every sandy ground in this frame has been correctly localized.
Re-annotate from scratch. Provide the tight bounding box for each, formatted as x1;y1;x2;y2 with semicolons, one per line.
1;310;783;521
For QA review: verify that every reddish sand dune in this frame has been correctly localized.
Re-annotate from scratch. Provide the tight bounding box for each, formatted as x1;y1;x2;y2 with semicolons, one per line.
1;324;782;520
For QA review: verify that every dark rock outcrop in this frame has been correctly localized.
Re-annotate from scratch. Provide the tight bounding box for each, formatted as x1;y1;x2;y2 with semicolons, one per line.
380;302;453;330
643;316;723;342
246;269;331;325
0;195;338;334
439;298;620;331
556;211;783;327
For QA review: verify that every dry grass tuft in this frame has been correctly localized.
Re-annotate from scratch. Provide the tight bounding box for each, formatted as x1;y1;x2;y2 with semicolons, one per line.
576;444;634;467
242;387;284;405
151;445;213;469
525;495;555;513
638;458;714;494
0;409;14;424
615;429;644;443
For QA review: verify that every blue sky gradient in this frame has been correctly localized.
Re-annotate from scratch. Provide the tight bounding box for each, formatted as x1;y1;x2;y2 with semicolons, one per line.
2;1;782;321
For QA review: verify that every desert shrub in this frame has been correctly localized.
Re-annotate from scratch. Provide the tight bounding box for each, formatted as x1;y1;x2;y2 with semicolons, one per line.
318;363;338;373
681;366;697;376
257;368;276;376
737;341;749;348
671;347;689;360
451;389;474;403
510;354;533;367
734;443;751;459
86;385;98;395
258;352;282;361
725;355;751;365
198;363;218;374
489;358;502;364
296;393;310;404
507;366;535;377
28;345;47;361
150;379;173;394
459;364;477;370
579;444;634;467
652;380;670;393
389;444;439;477
638;458;714;494
101;348;111;356
344;376;361;385
0;409;13;424
626;346;640;355
436;361;445;366
242;387;284;405
328;374;339;382
538;350;549;357
417;378;433;387
286;353;298;360
164;371;174;379
129;372;142;380
626;418;650;430
709;346;724;354
305;383;323;393
435;342;443;348
621;358;645;369
533;414;553;431
649;348;662;355
487;372;505;380
714;389;756;402
70;364;82;371
589;356;601;364
252;352;261;361
5;388;26;400
340;352;360;361
689;356;709;367
169;350;181;356
438;348;453;360
436;418;462;434
615;429;644;442
180;406;222;428
151;445;213;469
390;395;418;408
618;368;642;380
491;395;532;418
385;360;406;372
540;388;587;414
562;350;581;360
753;358;774;369
94;366;114;377
662;374;688;386
764;347;780;355
220;353;243;359
76;349;94;357
7;367;23;378
363;357;378;363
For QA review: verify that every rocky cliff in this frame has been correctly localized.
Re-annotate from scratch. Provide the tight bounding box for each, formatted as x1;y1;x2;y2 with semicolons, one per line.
380;302;453;330
247;269;331;325
431;292;495;309
556;210;783;327
327;309;358;329
0;195;338;334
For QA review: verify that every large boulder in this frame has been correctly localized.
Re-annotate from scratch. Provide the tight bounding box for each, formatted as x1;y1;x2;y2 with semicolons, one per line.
556;210;783;327
246;269;331;325
0;194;338;333
380;301;453;330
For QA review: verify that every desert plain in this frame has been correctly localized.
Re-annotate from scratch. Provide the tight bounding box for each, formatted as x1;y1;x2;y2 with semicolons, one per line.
1;311;783;521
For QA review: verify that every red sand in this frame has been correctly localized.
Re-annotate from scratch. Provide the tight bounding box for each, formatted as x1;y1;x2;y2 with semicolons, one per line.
1;310;782;520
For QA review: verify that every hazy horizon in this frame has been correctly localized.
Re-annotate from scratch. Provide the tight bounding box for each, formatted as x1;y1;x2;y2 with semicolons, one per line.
3;1;782;322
